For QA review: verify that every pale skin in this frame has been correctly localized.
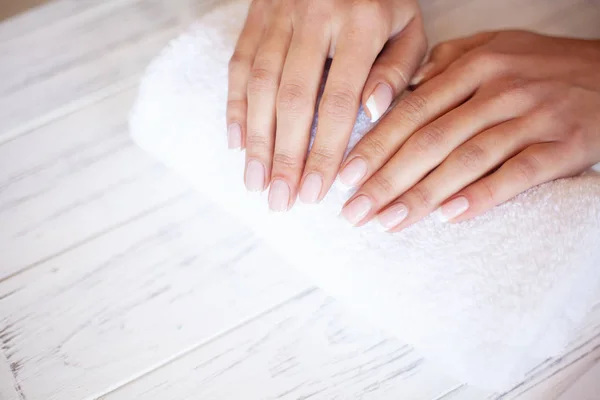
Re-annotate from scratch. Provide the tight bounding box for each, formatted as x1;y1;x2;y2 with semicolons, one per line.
227;0;600;230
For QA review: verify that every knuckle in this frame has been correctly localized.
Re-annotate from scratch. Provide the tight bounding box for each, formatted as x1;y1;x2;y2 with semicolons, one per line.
395;93;428;125
413;124;446;154
543;88;571;116
308;146;338;169
456;142;486;171
320;86;358;122
248;67;278;93
371;173;396;195
495;78;539;106
245;132;270;150
431;41;454;57
273;151;303;170
502;77;529;96
464;51;507;73
511;155;541;184
277;81;311;114
226;99;247;120
228;51;250;71
479;179;497;204
386;61;411;86
361;134;389;159
409;184;435;209
227;98;246;111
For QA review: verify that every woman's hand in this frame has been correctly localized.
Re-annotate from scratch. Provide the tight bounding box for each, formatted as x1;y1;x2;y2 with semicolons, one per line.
338;31;600;230
227;0;427;211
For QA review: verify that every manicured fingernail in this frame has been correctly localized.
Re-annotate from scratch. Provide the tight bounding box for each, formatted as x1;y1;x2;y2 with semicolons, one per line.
366;83;394;123
410;62;434;86
341;195;373;225
227;123;242;149
377;203;409;230
245;159;265;192
339;158;367;187
268;179;290;212
437;196;469;222
299;173;323;204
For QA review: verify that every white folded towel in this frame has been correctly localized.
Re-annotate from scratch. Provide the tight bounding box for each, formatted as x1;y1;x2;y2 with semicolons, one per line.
129;0;600;391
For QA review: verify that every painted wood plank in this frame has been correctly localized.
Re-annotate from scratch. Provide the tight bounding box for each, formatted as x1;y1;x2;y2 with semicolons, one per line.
0;0;222;142
558;362;600;400
0;350;20;400
0;1;597;400
101;290;468;400
0;192;312;400
437;385;493;400
0;89;192;280
0;0;113;42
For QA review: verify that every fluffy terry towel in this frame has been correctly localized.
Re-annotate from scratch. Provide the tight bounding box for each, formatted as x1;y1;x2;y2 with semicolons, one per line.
129;0;600;391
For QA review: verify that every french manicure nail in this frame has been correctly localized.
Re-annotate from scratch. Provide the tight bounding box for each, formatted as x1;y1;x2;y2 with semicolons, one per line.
410;62;434;86
366;83;394;123
378;203;409;230
339;158;368;188
245;159;265;192
341;195;373;225
227;123;242;149
437;196;469;222
299;173;323;204
268;179;290;212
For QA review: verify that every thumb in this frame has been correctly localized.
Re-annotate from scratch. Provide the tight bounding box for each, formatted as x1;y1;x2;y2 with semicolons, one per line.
410;31;497;87
362;17;427;123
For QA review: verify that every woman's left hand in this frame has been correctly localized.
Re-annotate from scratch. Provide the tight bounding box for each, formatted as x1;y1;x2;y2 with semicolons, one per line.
338;30;600;230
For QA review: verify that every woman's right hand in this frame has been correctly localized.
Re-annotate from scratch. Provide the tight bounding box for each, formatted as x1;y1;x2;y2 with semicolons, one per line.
227;0;427;211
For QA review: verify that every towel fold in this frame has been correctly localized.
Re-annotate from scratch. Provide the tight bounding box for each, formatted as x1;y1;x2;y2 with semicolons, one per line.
129;0;600;391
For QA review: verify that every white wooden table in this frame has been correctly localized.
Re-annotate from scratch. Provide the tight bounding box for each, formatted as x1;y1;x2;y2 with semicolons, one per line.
1;1;599;399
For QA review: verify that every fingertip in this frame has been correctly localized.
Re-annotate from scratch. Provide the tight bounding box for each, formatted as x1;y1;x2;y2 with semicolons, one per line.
268;179;291;212
340;195;373;226
436;196;470;223
338;157;368;188
245;159;267;192
365;82;394;123
298;173;324;204
227;123;243;150
410;62;434;86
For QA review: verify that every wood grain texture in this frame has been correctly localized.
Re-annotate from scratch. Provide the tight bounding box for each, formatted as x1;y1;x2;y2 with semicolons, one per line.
0;349;20;400
0;191;312;400
558;362;600;400
0;0;598;399
0;90;190;280
101;290;463;400
0;0;221;144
